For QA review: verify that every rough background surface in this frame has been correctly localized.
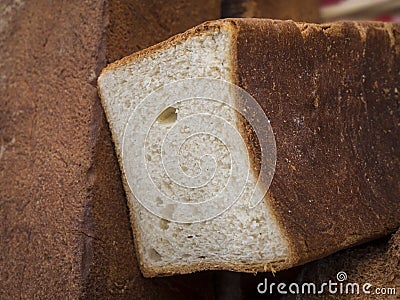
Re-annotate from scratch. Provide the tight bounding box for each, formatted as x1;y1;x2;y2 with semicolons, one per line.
222;0;320;22
1;0;219;299
1;1;106;298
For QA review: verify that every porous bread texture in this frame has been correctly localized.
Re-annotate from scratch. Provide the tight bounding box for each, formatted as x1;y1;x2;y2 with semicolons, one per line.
98;21;289;277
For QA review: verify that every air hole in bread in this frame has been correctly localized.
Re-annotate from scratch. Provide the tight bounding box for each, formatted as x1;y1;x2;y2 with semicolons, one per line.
157;107;177;125
159;219;170;230
148;248;162;262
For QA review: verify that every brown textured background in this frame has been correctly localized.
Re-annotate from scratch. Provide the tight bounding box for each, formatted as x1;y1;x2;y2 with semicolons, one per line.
2;0;397;299
5;1;397;300
1;0;219;298
1;1;106;297
222;0;320;22
12;1;396;300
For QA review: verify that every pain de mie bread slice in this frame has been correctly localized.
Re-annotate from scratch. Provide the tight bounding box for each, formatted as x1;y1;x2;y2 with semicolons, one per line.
98;19;400;277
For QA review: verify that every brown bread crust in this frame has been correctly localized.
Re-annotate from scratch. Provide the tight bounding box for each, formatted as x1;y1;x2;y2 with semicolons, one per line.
232;18;400;268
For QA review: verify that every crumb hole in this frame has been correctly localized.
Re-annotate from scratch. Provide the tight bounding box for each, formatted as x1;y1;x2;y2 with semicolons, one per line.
157;107;177;125
148;248;162;262
159;218;170;230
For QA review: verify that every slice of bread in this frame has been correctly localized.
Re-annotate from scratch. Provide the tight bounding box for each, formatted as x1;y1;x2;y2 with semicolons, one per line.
98;19;400;277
